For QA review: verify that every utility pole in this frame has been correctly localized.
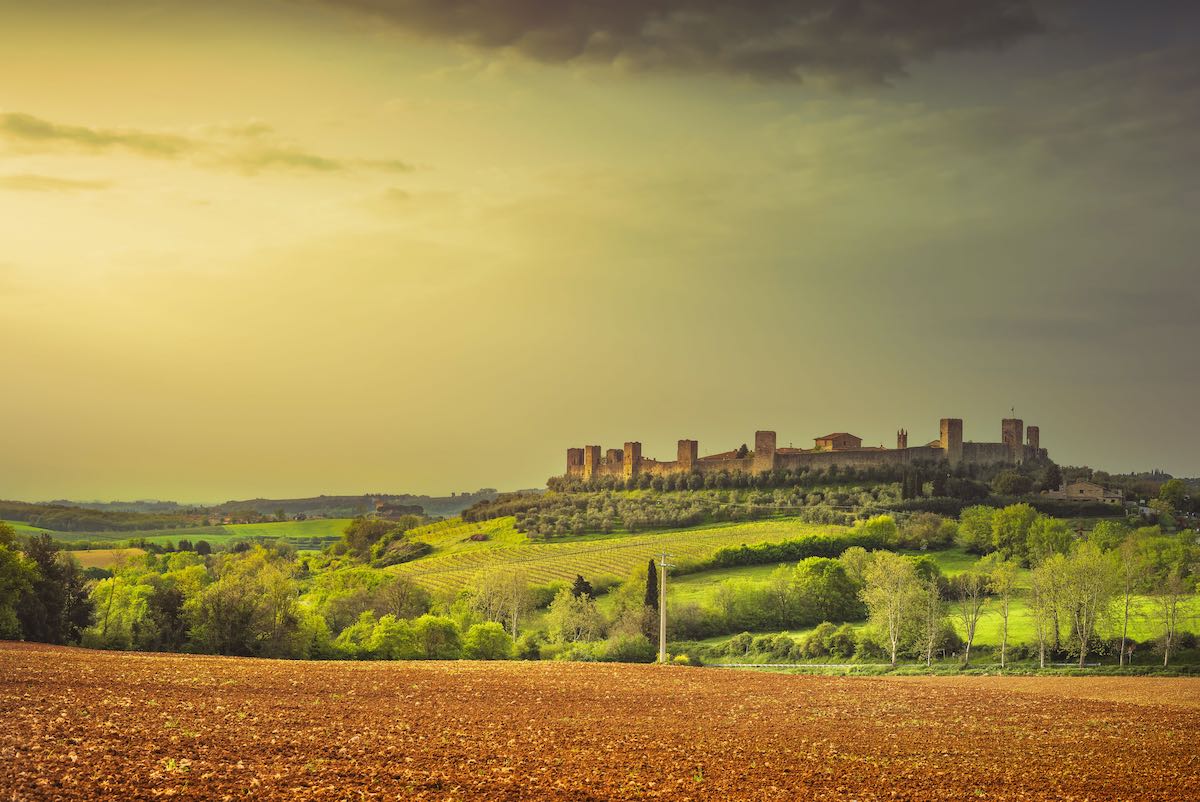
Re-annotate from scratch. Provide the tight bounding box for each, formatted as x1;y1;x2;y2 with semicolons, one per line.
658;552;674;663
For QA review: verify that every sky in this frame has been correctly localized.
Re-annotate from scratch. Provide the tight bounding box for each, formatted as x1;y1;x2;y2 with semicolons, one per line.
1;0;1198;503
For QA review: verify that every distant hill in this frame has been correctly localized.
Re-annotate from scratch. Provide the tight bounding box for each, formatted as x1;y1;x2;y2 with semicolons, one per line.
19;489;508;531
208;490;502;519
1;500;202;532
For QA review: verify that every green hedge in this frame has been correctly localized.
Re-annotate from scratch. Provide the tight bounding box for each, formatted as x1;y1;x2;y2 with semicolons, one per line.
680;530;888;575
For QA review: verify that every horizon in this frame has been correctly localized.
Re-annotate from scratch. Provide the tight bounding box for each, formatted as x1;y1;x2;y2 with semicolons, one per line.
3;0;1199;500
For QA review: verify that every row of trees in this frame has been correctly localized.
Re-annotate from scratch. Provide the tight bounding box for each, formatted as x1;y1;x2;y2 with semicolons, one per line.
508;485;898;537
0;527;93;643
859;524;1197;668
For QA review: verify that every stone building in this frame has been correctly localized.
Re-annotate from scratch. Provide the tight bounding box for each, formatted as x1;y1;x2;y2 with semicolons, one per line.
564;417;1048;480
1042;480;1123;505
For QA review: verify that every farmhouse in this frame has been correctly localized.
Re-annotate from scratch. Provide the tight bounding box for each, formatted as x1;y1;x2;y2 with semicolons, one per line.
1042;480;1124;505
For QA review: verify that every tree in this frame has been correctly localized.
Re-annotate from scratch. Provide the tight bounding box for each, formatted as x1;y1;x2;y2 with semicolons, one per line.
412;615;462;659
373;576;431;620
1061;543;1117;668
951;569;988;666
914;576;946;667
1089;520;1131;552
463;622;513;660
472;568;532;638
956;506;995;554
140;582;187;651
1112;531;1149;666
1029;556;1065;669
856;515;899;547
367;615;419;659
1158;479;1189;512
570;574;594;599
644;559;659;612
899;513;956;551
993;470;1033;496
1142;535;1196;667
186;546;300;657
1026;516;1072;566
990;503;1038;562
1042;462;1063;492
861;551;921;667
790;558;865;625
341;517;396;559
194;540;212;556
0;543;38;638
546;587;605;644
982;556;1019;668
16;535;93;645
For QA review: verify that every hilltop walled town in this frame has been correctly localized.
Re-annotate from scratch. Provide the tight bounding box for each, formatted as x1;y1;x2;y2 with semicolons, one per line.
565;417;1047;480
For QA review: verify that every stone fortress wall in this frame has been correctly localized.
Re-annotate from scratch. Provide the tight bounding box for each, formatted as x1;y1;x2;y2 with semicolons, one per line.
565;417;1047;480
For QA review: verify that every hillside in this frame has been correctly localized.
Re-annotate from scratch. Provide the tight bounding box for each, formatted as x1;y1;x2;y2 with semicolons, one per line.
392;516;846;593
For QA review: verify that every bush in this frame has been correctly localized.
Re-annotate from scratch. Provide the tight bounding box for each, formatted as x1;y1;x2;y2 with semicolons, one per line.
604;634;657;663
697;530;892;574
367;615;419;660
801;622;838;659
463;622;513;660
515;630;546;660
827;624;857;658
372;536;433;567
413;615;462;659
725;632;753;657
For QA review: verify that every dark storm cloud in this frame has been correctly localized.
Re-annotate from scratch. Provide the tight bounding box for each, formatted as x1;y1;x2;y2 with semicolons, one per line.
319;0;1042;83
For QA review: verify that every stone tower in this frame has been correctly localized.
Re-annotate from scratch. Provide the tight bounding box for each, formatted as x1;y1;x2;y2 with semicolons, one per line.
939;418;963;466
622;441;642;479
677;439;698;472
896;429;908;449
582;445;601;480
1002;418;1024;462
1026;425;1040;452
566;447;584;475
753;430;777;474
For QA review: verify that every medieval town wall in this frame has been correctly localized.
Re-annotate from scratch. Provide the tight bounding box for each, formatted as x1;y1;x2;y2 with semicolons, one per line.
564;417;1046;481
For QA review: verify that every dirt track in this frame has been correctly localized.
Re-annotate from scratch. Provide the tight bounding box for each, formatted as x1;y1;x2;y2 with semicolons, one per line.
2;642;1198;800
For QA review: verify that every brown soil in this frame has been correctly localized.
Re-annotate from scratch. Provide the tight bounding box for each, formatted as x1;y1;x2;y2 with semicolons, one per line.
2;642;1198;801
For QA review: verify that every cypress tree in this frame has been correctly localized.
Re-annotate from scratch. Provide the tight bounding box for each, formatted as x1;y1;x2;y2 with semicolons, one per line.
645;559;659;611
571;574;593;598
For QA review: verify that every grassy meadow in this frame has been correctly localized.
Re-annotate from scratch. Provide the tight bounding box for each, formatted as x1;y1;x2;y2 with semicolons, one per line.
391;516;847;593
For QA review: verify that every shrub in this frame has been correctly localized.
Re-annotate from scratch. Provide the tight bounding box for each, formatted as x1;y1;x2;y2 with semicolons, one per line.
412;615;462;659
725;632;753;657
515;630;546;660
463;622;513;660
604;634;657;663
372;536;433;567
827;624;857;658
367;615;419;660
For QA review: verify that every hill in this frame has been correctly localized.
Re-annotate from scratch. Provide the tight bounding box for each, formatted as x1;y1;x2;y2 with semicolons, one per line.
392;516;847;593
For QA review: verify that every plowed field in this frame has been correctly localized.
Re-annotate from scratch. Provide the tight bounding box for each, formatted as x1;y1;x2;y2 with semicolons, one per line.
2;642;1198;801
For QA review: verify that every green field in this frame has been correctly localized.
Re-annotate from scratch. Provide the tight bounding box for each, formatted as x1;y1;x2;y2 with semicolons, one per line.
392;517;847;593
3;520;54;535
7;518;353;549
664;544;1199;653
